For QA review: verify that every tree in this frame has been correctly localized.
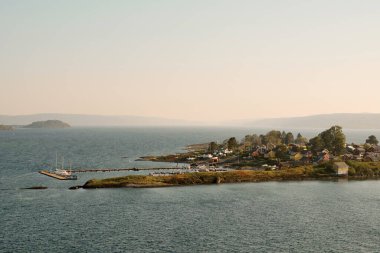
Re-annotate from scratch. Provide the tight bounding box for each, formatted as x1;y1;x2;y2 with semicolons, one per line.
260;134;268;145
285;132;294;144
227;137;238;150
281;131;287;143
251;134;262;146
320;126;345;155
274;144;288;161
309;126;346;156
366;135;379;145
208;142;218;153
295;133;308;145
309;136;324;155
266;130;282;145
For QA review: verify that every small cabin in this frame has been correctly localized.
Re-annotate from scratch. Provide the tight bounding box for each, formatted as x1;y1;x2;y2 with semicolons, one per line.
334;162;349;176
211;157;219;163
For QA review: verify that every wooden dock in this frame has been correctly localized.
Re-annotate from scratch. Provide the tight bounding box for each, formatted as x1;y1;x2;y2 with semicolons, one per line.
70;167;181;173
39;170;71;180
39;167;187;180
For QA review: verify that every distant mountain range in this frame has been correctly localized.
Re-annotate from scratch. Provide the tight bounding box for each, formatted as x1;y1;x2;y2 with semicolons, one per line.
245;113;380;129
1;113;380;129
0;114;194;127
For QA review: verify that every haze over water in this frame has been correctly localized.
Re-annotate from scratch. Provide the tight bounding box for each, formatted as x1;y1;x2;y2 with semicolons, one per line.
1;127;380;252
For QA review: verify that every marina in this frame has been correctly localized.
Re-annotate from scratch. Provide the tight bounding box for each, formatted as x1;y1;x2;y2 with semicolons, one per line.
39;170;77;180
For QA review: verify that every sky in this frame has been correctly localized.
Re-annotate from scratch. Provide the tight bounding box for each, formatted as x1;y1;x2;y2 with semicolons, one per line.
1;0;380;122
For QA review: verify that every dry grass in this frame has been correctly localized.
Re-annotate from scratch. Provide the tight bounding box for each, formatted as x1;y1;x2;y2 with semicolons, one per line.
83;166;316;188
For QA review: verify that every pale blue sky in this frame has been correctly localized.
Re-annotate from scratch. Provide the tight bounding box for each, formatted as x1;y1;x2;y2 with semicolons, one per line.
1;0;380;121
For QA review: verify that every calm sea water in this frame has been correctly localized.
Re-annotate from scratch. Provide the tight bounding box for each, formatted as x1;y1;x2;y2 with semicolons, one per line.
1;127;380;252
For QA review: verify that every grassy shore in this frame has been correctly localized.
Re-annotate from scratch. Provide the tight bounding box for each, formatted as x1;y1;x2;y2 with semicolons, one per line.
82;166;339;189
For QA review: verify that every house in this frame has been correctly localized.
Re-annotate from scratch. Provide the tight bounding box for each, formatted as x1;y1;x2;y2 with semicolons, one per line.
251;149;261;157
353;147;366;156
346;145;355;153
364;152;380;162
343;154;354;161
210;157;219;163
201;154;213;159
224;149;233;154
316;152;330;163
290;152;303;161
334;162;349;176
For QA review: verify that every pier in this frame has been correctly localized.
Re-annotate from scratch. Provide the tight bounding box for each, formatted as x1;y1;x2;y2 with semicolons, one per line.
39;170;72;180
70;167;185;173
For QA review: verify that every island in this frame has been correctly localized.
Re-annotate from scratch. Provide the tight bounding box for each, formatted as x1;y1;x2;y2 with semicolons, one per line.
77;125;380;189
0;124;14;131
24;120;70;128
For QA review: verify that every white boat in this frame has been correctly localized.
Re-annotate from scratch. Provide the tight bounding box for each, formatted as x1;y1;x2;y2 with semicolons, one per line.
54;169;72;176
52;154;77;180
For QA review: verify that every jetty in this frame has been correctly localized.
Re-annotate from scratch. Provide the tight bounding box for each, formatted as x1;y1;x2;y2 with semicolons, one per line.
39;170;72;180
70;167;185;173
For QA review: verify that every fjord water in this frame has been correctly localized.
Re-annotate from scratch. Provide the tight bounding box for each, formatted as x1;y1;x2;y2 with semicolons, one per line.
1;127;380;252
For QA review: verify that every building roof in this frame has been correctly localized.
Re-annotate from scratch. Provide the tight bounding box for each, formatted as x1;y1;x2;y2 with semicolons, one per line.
334;162;349;169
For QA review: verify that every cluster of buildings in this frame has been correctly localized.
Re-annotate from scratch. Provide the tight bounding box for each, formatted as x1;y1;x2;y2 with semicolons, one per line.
183;141;380;176
343;145;380;162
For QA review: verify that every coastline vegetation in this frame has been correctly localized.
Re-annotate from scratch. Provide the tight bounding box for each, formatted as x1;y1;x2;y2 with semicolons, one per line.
83;167;316;188
82;164;380;189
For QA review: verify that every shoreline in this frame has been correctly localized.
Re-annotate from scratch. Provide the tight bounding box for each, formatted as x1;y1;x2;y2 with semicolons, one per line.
77;168;380;189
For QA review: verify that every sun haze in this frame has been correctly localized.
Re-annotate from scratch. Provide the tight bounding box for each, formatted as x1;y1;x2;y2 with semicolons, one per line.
1;0;379;122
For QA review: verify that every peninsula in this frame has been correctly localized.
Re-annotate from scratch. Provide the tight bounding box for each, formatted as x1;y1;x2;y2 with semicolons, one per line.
24;120;70;129
80;126;380;189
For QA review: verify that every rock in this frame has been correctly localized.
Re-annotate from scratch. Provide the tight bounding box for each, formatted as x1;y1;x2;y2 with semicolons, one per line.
69;185;82;190
22;186;48;190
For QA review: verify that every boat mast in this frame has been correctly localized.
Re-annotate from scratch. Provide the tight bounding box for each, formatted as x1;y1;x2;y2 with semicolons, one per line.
61;156;64;170
55;152;58;170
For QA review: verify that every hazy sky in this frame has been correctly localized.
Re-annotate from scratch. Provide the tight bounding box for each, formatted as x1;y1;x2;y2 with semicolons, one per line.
1;0;380;122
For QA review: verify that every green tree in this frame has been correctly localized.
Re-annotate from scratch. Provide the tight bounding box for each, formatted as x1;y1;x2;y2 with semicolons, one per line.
266;130;282;145
281;131;287;143
260;134;268;145
208;142;218;153
285;132;294;144
309;136;324;155
241;135;253;146
295;133;308;145
318;126;346;155
274;144;288;161
227;137;238;150
366;135;379;145
251;134;262;146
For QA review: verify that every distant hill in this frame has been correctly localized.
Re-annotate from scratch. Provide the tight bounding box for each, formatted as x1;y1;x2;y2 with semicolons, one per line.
0;124;14;131
0;114;195;127
24;120;71;129
3;113;380;129
245;113;380;129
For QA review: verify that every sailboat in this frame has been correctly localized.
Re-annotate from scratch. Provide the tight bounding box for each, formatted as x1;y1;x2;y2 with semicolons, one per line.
54;154;77;180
